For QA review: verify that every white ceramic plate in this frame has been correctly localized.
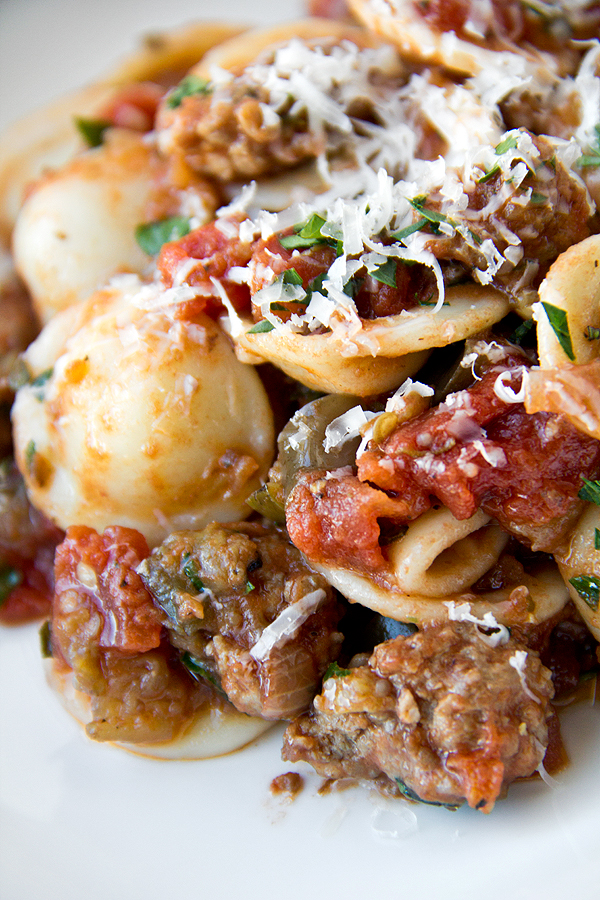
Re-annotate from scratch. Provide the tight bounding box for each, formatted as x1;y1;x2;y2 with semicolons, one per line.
1;3;600;898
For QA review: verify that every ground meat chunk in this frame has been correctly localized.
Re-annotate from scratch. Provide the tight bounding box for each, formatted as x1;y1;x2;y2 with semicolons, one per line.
138;521;344;719
157;79;324;183
283;622;554;812
50;525;206;743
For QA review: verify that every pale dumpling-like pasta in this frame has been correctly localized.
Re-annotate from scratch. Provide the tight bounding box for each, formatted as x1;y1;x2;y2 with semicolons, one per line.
12;132;171;323
11;276;274;547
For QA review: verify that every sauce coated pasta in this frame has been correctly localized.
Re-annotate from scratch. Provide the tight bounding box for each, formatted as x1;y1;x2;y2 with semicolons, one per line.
2;1;600;811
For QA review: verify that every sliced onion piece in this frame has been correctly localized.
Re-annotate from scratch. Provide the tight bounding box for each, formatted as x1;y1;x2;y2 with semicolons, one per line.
45;659;273;760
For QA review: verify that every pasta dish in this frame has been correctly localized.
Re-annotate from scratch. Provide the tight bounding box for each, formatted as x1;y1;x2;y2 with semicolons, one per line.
1;0;600;814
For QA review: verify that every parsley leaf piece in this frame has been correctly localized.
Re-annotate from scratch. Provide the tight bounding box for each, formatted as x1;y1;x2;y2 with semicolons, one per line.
391;218;429;242
371;258;398;288
510;318;535;345
408;198;452;228
74;116;111;148
323;661;351;680
0;562;23;605
495;133;520;155
477;165;500;184
569;575;600;611
182;556;205;594
135;216;191;256
281;267;303;285
530;192;548;205
577;124;600;168
595;528;600;551
247;319;275;334
279;213;330;250
540;301;575;361
166;74;212;109
579;477;600;505
584;325;600;341
39;620;53;658
180;653;225;693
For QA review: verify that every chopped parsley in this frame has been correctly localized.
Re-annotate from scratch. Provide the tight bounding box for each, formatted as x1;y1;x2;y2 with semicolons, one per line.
569;575;600;611
135;215;191;256
278;214;340;252
323;661;351;680
166;74;212;109
579;477;600;505
577;124;600;168
182;555;205;594
180;653;224;693
494;133;520;155
391;218;430;242
408;196;454;233
595;528;600;551
371;258;398;288
247;319;275;334
540;301;575;361
74;116;111;148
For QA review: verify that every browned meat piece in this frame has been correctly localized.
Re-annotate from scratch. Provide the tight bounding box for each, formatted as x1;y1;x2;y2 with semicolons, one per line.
138;521;344;719
283;622;555;812
50;525;208;743
157;77;324;183
426;135;592;295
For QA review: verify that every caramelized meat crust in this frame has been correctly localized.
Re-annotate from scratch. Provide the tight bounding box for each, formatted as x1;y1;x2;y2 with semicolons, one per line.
139;521;345;719
283;621;554;811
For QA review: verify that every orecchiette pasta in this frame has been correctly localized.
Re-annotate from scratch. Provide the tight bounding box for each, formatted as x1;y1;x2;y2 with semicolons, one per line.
2;5;600;814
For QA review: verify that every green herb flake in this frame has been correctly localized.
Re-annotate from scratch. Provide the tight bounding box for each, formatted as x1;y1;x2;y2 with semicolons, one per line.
0;562;23;605
578;477;600;505
74;116;111;148
247;319;275;334
244;581;255;594
391;217;429;242
182;556;205;594
166;74;212;109
371;258;397;288
408;197;454;231
278;213;330;251
323;661;352;680
577;124;600;168
180;653;224;693
495;133;520;155
595;528;600;551
477;165;500;184
530;192;548;205
585;325;600;341
31;368;53;388
540;301;575;362
569;575;600;611
135;216;191;256
281;267;303;285
510;318;535;345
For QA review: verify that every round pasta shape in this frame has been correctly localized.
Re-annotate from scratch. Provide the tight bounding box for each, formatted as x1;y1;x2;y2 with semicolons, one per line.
310;554;569;628
534;234;600;370
554;503;600;641
11;278;274;547
525;236;600;438
12;132;165;323
46;659;273;760
234;284;509;395
387;507;508;597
